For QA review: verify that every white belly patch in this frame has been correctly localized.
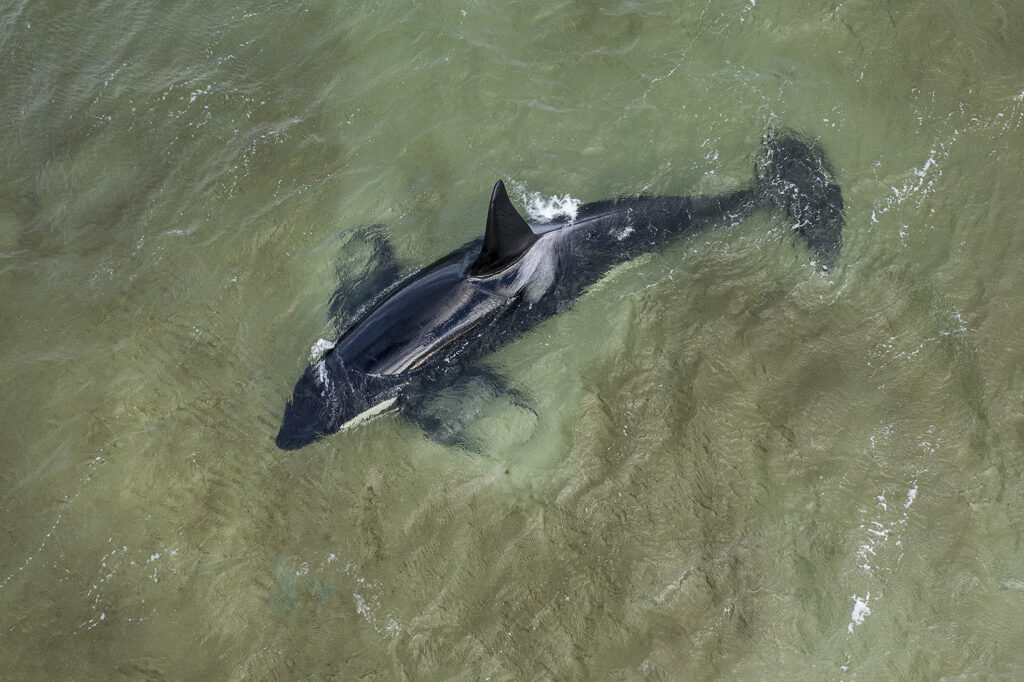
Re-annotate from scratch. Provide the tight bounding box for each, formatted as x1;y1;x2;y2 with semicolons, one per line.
339;397;398;430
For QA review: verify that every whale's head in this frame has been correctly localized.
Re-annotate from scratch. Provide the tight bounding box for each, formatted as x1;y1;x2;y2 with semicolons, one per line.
276;356;401;450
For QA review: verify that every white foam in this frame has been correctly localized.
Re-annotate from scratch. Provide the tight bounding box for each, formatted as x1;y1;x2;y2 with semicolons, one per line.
848;593;871;633
188;86;212;104
345;565;402;638
521;190;581;223
905;485;918;508
309;338;335;364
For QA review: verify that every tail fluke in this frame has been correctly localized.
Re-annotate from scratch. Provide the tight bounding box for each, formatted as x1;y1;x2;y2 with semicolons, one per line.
757;132;844;266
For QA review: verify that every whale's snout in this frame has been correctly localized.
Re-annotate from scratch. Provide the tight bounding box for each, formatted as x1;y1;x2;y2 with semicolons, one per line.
276;364;340;450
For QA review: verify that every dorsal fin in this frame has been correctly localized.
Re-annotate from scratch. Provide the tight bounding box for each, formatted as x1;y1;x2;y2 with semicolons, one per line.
469;180;537;277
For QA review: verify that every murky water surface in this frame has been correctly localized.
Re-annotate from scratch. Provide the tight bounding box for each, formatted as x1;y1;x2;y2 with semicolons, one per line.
3;0;1024;678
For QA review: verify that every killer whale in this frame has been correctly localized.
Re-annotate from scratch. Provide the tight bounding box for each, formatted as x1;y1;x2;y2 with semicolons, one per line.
276;133;843;450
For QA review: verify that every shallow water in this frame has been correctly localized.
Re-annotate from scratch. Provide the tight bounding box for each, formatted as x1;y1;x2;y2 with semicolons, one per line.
3;0;1024;678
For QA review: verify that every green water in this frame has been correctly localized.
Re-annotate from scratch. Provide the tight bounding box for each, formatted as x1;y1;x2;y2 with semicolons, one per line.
3;0;1024;678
